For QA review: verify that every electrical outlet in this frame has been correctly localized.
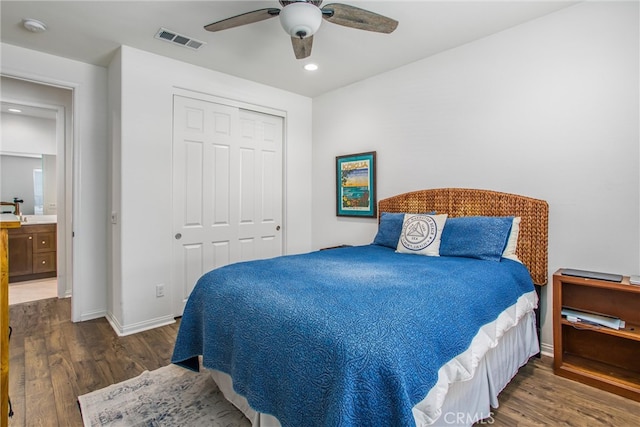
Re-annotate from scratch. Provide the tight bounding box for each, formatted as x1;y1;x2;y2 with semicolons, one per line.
156;284;165;297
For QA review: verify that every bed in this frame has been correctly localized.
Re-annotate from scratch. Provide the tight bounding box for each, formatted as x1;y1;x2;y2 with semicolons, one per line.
172;188;549;426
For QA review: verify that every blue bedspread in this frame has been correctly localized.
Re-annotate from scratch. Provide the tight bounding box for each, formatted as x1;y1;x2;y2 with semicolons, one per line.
172;245;534;427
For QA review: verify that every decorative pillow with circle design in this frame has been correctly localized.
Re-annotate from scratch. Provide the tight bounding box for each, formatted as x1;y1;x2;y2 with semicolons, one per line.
396;214;448;256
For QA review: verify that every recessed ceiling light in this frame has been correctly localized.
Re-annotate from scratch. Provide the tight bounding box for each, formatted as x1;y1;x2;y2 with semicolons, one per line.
22;18;47;33
8;108;22;113
304;63;318;71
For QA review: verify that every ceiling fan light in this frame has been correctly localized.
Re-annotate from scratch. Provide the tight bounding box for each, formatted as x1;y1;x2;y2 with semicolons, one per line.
279;2;322;38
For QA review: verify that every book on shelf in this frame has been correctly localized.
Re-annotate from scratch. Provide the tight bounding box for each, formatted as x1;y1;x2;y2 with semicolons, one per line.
561;307;625;330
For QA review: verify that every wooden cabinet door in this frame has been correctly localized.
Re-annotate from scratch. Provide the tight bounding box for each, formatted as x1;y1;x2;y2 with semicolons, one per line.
8;233;33;277
34;231;55;253
33;252;56;273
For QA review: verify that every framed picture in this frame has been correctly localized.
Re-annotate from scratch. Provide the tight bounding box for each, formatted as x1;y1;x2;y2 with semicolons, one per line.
336;151;377;217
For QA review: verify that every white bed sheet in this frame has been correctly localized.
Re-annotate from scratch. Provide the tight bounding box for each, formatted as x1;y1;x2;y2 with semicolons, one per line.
209;291;539;427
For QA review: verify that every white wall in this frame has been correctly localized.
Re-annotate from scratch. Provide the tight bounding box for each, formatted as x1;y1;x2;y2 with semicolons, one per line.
42;153;57;215
1;43;109;321
311;1;639;352
108;49;123;328
108;46;313;335
1;113;56;155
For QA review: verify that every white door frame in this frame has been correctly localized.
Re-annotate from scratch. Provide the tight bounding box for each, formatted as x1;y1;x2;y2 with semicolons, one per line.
0;77;74;307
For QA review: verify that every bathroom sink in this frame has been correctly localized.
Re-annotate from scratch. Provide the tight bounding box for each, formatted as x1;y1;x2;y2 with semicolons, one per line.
21;215;57;224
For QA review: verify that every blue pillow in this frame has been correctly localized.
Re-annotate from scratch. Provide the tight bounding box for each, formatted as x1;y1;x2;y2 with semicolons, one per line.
372;212;405;248
439;216;514;261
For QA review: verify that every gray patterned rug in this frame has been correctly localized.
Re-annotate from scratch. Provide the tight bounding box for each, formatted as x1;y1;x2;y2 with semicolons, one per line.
78;364;251;426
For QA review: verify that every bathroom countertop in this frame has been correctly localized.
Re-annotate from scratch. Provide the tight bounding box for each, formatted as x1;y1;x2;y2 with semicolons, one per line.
0;214;21;227
20;215;58;225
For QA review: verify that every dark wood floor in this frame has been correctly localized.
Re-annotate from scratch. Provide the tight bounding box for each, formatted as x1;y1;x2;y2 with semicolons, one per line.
7;298;640;426
8;298;180;426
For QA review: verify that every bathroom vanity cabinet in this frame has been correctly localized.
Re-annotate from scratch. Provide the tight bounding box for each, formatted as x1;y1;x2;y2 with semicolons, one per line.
8;223;57;282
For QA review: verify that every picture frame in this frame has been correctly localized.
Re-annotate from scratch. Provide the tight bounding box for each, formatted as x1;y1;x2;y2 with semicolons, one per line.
336;151;377;217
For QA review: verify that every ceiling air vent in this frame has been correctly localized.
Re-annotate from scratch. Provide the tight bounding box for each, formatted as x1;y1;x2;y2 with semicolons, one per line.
154;28;206;51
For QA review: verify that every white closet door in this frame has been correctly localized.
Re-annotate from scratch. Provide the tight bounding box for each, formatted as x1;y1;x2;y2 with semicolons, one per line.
172;95;283;315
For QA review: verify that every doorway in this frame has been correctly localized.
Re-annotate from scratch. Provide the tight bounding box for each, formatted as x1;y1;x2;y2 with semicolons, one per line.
0;76;73;305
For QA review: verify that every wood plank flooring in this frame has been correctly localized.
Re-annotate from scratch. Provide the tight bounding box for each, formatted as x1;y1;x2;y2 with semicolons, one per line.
8;298;179;426
7;297;640;426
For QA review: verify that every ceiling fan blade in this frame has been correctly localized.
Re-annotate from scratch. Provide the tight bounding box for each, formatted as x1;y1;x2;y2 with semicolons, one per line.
204;8;280;32
321;3;398;34
291;36;313;59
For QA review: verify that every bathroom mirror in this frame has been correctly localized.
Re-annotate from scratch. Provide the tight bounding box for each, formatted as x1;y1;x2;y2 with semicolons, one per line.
0;153;57;215
0;102;57;216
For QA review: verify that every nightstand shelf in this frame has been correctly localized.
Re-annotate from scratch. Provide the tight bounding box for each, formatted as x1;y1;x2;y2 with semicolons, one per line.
561;354;640;391
553;270;640;402
559;318;640;341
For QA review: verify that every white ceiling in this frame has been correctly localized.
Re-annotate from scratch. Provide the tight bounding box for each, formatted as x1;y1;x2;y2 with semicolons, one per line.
1;102;57;120
1;1;578;98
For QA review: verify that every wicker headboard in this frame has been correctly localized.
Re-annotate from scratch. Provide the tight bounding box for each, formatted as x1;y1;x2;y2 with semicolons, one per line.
378;188;549;285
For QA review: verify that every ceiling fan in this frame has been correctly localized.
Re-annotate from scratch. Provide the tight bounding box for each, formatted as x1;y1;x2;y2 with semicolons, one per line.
204;0;398;59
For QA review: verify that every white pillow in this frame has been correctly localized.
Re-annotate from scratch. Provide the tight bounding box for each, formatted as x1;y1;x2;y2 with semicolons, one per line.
502;216;521;262
396;214;448;256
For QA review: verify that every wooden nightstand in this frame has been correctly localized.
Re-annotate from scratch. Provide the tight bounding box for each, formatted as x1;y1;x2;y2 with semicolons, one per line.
1;214;21;426
319;245;352;251
553;269;640;402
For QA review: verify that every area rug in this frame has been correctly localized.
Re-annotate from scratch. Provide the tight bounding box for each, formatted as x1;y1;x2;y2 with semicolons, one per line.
78;364;251;426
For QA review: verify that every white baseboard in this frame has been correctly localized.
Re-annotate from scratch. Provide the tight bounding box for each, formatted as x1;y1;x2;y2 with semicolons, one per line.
79;308;106;322
106;311;176;337
540;342;553;357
